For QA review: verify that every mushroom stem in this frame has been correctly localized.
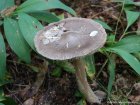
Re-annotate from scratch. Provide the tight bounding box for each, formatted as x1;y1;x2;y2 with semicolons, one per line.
73;58;99;103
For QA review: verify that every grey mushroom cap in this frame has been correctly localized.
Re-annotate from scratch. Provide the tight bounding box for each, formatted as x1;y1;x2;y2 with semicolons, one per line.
34;17;107;60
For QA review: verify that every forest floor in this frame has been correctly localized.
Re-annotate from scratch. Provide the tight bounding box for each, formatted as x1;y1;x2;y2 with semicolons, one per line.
3;0;140;105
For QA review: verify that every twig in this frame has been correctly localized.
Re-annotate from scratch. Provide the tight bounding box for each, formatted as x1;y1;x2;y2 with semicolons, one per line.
5;86;23;105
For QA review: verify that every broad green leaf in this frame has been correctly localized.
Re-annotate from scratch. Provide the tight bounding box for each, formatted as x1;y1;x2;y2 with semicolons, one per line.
28;11;60;23
15;0;76;16
51;67;62;76
4;18;31;64
83;55;95;79
74;90;83;97
0;33;6;79
0;87;5;101
1;97;18;105
125;10;139;32
63;66;75;72
93;19;112;31
102;49;115;99
109;48;140;75
124;5;134;11
106;33;115;46
106;35;140;53
18;13;43;51
0;21;3;26
0;79;12;86
0;103;4;105
56;61;67;67
131;52;140;61
77;98;85;105
0;0;15;12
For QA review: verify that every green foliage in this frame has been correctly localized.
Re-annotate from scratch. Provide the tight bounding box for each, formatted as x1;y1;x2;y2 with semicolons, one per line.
93;19;112;31
27;11;60;23
0;79;12;86
111;0;135;5
0;0;15;11
52;61;75;76
102;49;115;99
106;35;140;53
0;97;18;105
83;55;95;80
18;13;43;51
125;10;139;33
4;18;31;64
106;34;115;47
15;0;76;16
108;48;140;75
51;67;62;76
63;66;75;72
0;33;6;80
0;21;3;26
74;90;85;105
0;87;5;101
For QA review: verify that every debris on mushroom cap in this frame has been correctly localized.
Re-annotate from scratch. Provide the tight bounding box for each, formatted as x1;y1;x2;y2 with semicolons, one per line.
34;17;107;60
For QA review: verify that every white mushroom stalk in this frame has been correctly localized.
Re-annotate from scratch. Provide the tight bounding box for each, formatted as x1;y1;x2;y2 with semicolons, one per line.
73;59;100;103
34;17;107;104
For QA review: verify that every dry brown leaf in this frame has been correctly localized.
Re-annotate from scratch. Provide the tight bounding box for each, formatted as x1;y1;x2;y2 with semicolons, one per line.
133;83;140;90
0;5;18;18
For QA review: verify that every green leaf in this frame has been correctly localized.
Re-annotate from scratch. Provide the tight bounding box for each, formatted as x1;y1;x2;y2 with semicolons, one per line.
18;13;43;51
0;20;3;26
0;79;12;86
102;49;115;99
0;87;5;101
58;13;65;20
51;68;62;76
1;97;18;105
27;65;39;72
0;0;15;12
4;18;31;64
77;99;83;105
28;11;60;23
111;0;135;5
106;35;140;53
74;90;83;97
109;48;140;75
131;52;140;61
15;0;76;16
56;61;67;67
0;33;6;80
83;55;95;79
124;5;134;11
93;19;112;31
125;10;139;32
106;33;115;47
0;103;4;105
63;66;75;72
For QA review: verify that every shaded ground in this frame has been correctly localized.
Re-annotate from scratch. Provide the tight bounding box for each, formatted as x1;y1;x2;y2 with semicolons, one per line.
2;0;140;105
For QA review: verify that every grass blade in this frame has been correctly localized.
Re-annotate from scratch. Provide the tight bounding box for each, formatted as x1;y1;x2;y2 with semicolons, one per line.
102;49;115;99
0;33;6;80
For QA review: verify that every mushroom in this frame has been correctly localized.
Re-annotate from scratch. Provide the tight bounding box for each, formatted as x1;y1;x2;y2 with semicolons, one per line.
34;17;107;103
